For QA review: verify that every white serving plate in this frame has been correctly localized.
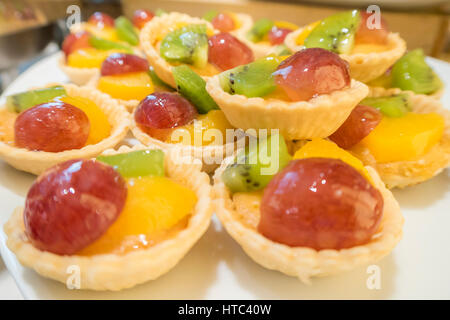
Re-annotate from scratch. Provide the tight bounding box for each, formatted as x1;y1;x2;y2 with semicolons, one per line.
0;53;449;299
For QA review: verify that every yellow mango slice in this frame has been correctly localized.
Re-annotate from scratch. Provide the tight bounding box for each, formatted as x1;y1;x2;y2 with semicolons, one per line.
84;24;119;42
274;20;299;30
0;109;17;145
79;176;197;255
352;43;389;54
97;71;154;101
294;138;372;182
167;110;233;146
59;96;111;145
67;48;126;68
296;20;321;45
359;112;445;163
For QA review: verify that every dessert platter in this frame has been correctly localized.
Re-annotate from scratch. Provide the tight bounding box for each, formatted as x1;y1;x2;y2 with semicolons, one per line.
0;8;449;299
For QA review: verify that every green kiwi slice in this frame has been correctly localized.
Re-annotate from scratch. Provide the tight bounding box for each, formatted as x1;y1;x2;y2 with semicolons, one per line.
222;133;291;193
203;10;218;22
172;65;218;114
246;18;274;43
97;149;165;178
160;24;209;68
361;94;411;118
391;49;442;95
304;10;360;54
272;44;292;56
115;16;139;46
89;36;133;52
6;86;67;113
218;56;282;98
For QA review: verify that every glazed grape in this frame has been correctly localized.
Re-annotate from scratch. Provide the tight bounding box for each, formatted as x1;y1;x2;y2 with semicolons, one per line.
14;102;90;152
100;53;149;76
355;11;389;45
329;105;382;149
62;31;91;57
274;48;350;101
134;92;198;141
132;9;154;29
268;27;292;45
211;13;235;32
208;33;254;71
88;12;115;28
259;158;383;250
24;159;127;255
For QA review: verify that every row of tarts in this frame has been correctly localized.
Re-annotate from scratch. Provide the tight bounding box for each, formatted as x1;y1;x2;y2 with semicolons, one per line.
1;8;449;291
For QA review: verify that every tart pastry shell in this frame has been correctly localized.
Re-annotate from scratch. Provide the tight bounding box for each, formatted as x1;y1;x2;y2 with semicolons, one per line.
351;87;450;189
4;144;213;291
0;84;130;175
139;12;217;88
130;113;245;173
284;30;406;83
213;156;404;282
230;13;253;39
206;76;369;140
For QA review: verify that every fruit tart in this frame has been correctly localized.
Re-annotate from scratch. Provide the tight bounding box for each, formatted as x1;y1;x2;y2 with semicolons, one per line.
328;88;450;188
284;10;406;83
367;49;444;100
0;84;129;175
202;10;253;37
4;144;212;290
213;135;403;282
88;52;172;110
131;66;245;173
60;12;142;85
139;12;254;88
238;18;298;58
206;48;369;140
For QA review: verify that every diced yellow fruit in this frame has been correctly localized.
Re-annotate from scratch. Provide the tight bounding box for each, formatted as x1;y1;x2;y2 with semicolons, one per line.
79;176;197;255
296;20;320;45
226;12;241;29
352;43;389;54
67;48;127;68
0;109;17;145
359;112;445;163
274;20;299;30
84;24;119;42
264;85;290;101
97;72;154;101
166;110;233;146
59;96;111;145
294;138;372;182
189;63;220;77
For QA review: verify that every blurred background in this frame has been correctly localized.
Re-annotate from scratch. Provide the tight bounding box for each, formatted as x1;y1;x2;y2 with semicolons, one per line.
0;0;449;93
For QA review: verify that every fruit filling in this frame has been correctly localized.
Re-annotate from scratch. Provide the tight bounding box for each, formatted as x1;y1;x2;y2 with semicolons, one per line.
224;134;384;250
219;48;350;101
2;86;111;152
132;9;154;29
159;23;253;72
298;10;390;54
203;10;240;33
247;19;298;45
368;49;442;95
23;150;197;256
329;95;445;163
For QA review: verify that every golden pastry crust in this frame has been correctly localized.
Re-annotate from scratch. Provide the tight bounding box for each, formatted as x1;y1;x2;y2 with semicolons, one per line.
0;84;130;175
130;112;245;173
58;53;99;85
213;156;404;282
206;76;369;140
139;12;217;88
230;13;253;38
350;87;450;189
4;144;213;291
368;85;444;101
284;30;406;83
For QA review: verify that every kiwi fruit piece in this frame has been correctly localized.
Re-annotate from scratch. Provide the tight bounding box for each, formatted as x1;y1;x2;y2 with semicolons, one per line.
391;49;442;95
89;36;133;52
222;133;291;193
160;24;209;68
172;65;219;114
97;149;165;178
218;56;282;98
304;10;360;54
272;44;292;56
247;18;274;43
361;94;411;118
115;16;139;46
203;10;218;22
6;86;67;113
367;71;392;89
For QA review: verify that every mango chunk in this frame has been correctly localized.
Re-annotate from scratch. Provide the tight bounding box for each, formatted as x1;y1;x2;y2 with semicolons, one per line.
97;71;154;101
296;20;320;45
67;48;126;68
